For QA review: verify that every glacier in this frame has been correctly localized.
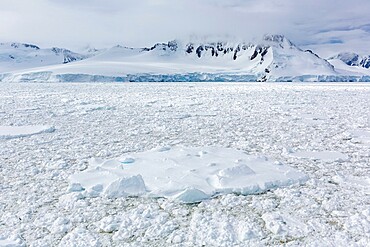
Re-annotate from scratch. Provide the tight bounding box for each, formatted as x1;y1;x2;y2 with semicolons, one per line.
3;73;370;83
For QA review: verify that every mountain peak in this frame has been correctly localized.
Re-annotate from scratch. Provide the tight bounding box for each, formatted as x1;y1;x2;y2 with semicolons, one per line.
0;42;40;50
262;34;296;49
263;34;286;42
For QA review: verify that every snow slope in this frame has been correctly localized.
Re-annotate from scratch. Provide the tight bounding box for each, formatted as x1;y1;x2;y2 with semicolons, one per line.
328;59;370;77
330;52;370;69
327;52;370;78
0;35;346;82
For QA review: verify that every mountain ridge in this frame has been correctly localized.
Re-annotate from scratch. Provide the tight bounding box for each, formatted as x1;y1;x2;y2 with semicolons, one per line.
329;52;370;69
0;42;87;73
1;35;369;82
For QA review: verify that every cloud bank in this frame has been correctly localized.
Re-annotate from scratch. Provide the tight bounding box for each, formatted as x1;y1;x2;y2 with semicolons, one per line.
1;0;370;56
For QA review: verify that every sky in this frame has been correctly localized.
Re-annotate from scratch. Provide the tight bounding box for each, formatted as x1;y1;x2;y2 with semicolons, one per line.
1;0;370;57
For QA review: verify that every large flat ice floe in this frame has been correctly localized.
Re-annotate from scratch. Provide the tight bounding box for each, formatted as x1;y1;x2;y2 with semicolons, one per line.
69;147;308;203
290;150;349;162
350;129;370;146
0;125;55;140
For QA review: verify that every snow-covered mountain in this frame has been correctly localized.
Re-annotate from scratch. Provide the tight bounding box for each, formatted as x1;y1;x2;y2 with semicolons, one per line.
0;42;87;73
329;52;370;68
1;35;370;82
327;52;370;77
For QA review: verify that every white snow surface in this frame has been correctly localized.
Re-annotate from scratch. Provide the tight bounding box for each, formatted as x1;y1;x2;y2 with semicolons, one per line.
1;83;370;246
70;147;308;203
0;125;55;140
328;59;370;76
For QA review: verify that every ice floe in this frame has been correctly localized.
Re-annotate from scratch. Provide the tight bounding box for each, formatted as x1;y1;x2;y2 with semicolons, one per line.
0;235;25;247
0;125;55;140
290;150;349;162
350;129;370;146
69;147;308;203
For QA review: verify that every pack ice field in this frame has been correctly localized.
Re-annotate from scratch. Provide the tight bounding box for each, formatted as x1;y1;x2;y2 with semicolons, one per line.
0;83;369;246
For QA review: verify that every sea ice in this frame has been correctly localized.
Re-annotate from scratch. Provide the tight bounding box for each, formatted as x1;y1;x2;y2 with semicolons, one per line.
2;83;370;246
69;147;308;203
350;129;370;146
59;228;100;247
290;150;349;162
0;235;25;247
0;125;55;139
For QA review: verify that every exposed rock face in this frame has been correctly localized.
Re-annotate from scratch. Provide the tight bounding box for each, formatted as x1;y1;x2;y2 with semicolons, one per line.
51;47;86;64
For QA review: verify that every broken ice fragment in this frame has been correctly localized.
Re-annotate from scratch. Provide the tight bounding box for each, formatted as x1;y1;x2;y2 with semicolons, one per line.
120;157;135;164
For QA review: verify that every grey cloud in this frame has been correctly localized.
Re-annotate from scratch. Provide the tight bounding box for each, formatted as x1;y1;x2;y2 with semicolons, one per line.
1;0;370;55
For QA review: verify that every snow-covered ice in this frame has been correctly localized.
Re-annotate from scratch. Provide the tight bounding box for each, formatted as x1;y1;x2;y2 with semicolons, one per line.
290;150;349;162
0;235;25;247
69;147;308;203
0;82;370;246
350;129;370;146
0;125;55;140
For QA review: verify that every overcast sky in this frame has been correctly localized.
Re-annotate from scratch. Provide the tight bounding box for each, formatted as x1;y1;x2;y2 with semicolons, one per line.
1;0;370;57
